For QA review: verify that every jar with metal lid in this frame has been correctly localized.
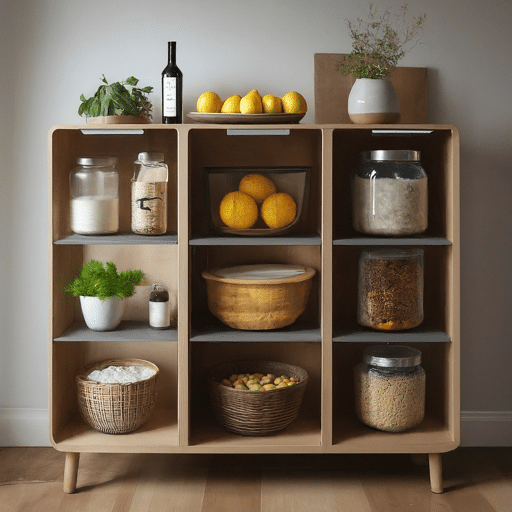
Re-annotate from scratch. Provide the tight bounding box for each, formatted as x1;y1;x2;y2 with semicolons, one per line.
131;152;168;235
69;157;119;235
355;345;425;432
352;150;428;236
358;248;424;331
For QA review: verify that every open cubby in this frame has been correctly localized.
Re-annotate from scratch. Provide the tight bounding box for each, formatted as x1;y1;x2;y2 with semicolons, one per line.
49;123;459;494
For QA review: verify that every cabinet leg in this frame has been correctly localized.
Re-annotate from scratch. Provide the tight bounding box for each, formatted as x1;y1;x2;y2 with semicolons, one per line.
428;453;443;494
63;452;80;494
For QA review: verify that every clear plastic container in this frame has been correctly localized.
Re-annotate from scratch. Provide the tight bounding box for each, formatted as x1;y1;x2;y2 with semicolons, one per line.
70;157;119;235
355;345;426;432
131;152;168;235
352;150;428;236
358;248;424;331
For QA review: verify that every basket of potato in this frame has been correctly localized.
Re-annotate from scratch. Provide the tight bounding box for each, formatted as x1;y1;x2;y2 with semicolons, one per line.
207;360;308;436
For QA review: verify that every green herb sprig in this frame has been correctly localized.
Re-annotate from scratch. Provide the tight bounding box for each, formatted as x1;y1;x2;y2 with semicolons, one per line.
78;75;154;119
337;4;426;79
66;260;146;300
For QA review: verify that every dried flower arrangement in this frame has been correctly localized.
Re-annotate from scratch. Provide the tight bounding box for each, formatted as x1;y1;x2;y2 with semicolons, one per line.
336;3;426;79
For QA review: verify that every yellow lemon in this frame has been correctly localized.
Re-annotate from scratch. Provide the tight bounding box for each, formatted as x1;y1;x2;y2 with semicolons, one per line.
260;192;297;229
219;191;259;229
239;173;277;204
262;94;283;113
197;92;223;113
247;89;261;98
240;93;262;114
281;91;307;114
221;94;242;113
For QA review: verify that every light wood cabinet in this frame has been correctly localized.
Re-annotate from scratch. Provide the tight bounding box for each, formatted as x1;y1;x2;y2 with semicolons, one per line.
49;123;459;494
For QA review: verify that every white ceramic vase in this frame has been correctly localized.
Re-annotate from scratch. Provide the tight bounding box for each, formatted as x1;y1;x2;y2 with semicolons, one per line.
348;78;400;124
80;296;125;331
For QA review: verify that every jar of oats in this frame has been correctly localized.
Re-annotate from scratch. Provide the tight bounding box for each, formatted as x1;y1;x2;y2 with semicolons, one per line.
355;345;425;432
131;152;168;235
352;150;428;236
357;248;424;331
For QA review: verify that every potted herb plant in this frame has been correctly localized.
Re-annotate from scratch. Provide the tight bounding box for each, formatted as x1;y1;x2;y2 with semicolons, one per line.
78;75;154;124
336;4;426;124
66;260;146;331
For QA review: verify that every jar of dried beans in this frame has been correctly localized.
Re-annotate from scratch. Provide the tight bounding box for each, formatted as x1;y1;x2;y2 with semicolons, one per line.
352;150;428;236
358;248;424;331
131;152;168;235
355;345;425;432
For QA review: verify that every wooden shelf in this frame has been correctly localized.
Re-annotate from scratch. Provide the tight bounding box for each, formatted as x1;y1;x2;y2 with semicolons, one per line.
333;322;451;343
52;408;178;453
332;414;456;454
334;237;452;246
54;321;178;342
49;124;460;494
54;233;178;245
190;235;321;246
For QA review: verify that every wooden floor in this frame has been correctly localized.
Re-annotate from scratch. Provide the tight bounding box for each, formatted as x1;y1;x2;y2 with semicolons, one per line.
0;447;511;511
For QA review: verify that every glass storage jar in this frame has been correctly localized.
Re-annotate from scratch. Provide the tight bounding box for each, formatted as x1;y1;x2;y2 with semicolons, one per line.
352;150;428;236
131;152;168;235
358;248;424;331
69;157;119;235
355;345;426;432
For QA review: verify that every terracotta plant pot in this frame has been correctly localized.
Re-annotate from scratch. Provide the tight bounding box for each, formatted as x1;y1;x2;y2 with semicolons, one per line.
348;78;400;124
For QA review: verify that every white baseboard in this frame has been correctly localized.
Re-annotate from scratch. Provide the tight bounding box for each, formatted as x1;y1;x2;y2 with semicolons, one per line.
460;411;512;447
0;408;50;447
1;408;511;447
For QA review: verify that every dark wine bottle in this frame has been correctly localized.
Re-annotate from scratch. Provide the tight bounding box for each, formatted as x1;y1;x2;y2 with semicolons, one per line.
161;41;183;124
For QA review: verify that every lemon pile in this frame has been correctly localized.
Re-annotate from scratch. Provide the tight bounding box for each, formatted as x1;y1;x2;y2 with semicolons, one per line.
197;89;307;114
219;173;297;230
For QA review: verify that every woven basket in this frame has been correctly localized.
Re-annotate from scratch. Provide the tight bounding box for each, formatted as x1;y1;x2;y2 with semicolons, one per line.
207;360;308;436
76;358;159;435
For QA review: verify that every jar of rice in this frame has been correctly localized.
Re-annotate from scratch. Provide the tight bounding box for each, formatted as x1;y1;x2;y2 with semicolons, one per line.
351;150;428;236
354;345;425;432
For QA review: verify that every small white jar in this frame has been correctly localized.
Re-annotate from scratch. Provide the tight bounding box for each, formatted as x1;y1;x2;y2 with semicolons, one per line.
149;284;171;329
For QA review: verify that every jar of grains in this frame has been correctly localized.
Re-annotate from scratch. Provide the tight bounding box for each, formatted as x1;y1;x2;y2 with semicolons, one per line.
355;345;426;432
358;248;424;331
131;152;168;235
69;157;119;235
352;150;428;236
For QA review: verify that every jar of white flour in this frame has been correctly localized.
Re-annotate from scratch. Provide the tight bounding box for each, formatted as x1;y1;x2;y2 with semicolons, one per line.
70;157;119;235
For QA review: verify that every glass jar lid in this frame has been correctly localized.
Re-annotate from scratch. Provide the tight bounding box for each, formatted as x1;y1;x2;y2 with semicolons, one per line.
363;345;422;367
77;157;118;166
361;150;420;162
137;152;165;162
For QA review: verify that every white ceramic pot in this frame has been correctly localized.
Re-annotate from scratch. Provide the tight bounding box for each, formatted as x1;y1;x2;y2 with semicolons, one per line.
79;296;125;331
348;78;400;124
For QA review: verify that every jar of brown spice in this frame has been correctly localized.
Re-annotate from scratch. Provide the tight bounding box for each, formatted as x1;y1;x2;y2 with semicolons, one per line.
357;248;424;331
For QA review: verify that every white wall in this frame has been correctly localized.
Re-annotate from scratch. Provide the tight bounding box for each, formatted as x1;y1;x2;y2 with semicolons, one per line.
1;0;511;446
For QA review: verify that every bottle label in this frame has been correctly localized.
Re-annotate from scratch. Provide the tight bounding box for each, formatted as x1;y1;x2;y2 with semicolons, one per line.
163;77;177;116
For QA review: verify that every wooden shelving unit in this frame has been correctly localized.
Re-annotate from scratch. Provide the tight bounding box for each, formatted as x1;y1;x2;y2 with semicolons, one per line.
49;123;459;494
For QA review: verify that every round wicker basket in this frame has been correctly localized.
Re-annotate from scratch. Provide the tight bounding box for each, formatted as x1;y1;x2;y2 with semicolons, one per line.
76;358;159;435
207;360;308;436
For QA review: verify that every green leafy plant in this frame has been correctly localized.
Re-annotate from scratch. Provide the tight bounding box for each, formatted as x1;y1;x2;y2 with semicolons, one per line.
78;75;154;119
337;3;426;79
66;260;146;300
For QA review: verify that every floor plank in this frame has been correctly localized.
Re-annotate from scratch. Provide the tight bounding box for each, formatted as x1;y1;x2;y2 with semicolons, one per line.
1;448;512;511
